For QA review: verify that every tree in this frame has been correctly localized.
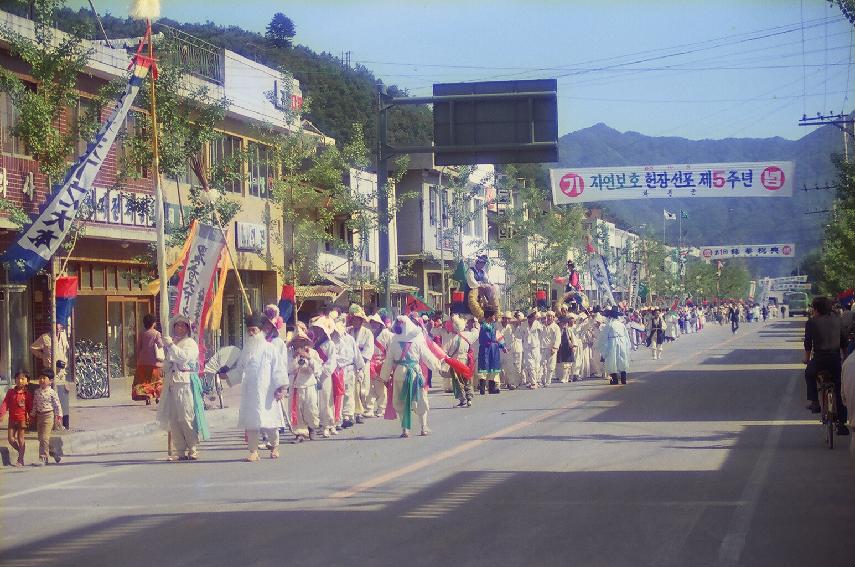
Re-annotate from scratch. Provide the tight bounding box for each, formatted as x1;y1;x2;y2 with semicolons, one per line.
488;167;584;309
717;260;751;300
265;13;296;49
818;156;855;295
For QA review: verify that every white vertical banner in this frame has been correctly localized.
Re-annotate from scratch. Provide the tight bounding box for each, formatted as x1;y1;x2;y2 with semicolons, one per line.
173;223;227;346
588;253;617;307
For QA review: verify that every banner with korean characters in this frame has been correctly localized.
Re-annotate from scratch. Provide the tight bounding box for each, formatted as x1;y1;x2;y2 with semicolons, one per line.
769;275;808;283
587;253;617;307
771;282;812;291
700;243;795;260
173;223;226;360
550;161;794;205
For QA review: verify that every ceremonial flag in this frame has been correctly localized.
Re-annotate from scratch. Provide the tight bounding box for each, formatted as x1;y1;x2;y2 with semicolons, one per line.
664;210;677;220
680;210;689;219
278;284;296;325
55;276;78;327
587;253;617;307
405;293;431;314
3;51;154;281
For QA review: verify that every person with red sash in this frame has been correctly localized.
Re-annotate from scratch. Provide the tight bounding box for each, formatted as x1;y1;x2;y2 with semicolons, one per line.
379;315;442;438
367;312;392;418
332;317;361;430
287;325;321;442
309;315;338;438
347;305;374;421
442;314;477;407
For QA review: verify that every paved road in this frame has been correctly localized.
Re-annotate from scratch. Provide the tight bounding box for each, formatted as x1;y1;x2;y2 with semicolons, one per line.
1;318;853;567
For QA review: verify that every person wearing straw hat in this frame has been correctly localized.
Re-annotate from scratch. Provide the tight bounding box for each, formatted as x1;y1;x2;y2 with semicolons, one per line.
287;325;322;442
379;315;442;437
517;308;544;389
347;304;375;421
556;315;577;383
156;314;209;461
500;311;521;390
237;313;288;461
540;311;561;387
366;311;393;417
445;314;476;407
310;315;338;438
332;316;361;429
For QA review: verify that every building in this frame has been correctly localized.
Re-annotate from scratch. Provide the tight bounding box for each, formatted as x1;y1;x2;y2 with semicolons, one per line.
0;12;325;389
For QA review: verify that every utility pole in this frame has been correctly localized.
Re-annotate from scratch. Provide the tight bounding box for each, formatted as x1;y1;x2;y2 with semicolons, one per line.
376;85;391;308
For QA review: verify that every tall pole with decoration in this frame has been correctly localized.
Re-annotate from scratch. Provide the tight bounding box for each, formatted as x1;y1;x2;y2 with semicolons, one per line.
131;1;169;337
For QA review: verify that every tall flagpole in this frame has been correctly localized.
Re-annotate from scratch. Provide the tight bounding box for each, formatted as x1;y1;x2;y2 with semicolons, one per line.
147;21;170;338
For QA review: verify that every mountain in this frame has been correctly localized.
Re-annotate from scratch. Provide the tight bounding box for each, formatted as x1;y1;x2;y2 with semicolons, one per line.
556;120;847;276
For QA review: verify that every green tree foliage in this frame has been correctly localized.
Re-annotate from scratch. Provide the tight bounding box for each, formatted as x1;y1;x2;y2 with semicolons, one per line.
818;156;855;294
265;13;295;49
488;166;584;309
0;0;91;181
685;259;718;300
717;260;751;300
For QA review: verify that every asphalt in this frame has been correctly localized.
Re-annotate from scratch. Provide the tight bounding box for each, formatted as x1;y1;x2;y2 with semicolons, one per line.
1;317;853;567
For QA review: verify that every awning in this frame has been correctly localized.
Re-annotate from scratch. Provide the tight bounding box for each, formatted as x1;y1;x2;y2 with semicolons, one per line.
296;273;348;301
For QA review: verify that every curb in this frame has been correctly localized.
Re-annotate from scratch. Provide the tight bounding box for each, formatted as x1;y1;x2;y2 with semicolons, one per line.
50;405;240;456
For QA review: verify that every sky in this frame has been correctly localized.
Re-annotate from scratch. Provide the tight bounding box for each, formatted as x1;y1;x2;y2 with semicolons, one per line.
69;0;854;141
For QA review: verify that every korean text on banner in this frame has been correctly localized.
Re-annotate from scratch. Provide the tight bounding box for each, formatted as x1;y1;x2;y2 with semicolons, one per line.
3;56;153;281
700;243;796;260
173;223;226;360
550;161;795;205
587;253;617;307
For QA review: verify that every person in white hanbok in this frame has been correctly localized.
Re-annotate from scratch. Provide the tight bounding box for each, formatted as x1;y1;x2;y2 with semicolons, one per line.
333;319;363;429
598;308;632;385
588;314;605;379
157;315;209;461
288;326;321;441
347;305;375;420
539;311;560;387
574;314;592;380
517;309;543;389
379;316;443;437
310;316;338;438
236;314;288;461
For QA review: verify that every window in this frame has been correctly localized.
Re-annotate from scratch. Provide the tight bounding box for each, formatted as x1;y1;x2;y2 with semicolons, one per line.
428;186;438;227
463;200;473;236
474;198;484;239
70;97;100;156
247;142;274;198
116;111;148;178
208;134;243;193
0;92;25;156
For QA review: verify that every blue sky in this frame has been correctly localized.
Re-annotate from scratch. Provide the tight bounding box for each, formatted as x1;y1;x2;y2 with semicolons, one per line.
70;0;853;140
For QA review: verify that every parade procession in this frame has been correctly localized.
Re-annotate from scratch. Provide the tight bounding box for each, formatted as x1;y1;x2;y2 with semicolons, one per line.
2;1;855;566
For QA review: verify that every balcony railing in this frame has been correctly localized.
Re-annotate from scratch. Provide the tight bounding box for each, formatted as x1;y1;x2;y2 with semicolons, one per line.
159;24;225;86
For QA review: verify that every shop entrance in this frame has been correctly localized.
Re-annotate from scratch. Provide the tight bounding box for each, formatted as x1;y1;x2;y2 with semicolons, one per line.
106;297;152;379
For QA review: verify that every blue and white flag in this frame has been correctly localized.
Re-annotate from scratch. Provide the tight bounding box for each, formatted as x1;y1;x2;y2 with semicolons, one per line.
3;55;153;281
587;253;617;307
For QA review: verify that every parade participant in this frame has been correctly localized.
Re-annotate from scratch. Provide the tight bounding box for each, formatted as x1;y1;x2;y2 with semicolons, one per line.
477;307;505;395
31;322;71;429
367;312;393;417
556;315;577;383
235;314;288;462
288;326;321;442
333;318;363;429
598;307;631;385
540;311;560;387
465;254;500;319
379;315;442;438
803;297;849;435
575;312;592;380
588;312;604;380
157;315;209;461
729;304;740;334
262;304;290;434
500;312;522;390
310;315;338;438
648;309;665;360
30;369;62;466
517;308;544;389
348;305;375;421
0;371;32;466
665;309;679;342
446;314;475;406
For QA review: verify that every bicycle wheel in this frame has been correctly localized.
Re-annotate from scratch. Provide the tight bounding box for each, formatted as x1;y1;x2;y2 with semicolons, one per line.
827;389;836;450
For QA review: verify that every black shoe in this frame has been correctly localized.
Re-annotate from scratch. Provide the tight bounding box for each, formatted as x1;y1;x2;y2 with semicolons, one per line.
609;378;619;385
456;399;466;407
342;419;354;429
478;379;486;395
355;415;364;424
807;402;821;414
488;381;500;394
837;425;850;436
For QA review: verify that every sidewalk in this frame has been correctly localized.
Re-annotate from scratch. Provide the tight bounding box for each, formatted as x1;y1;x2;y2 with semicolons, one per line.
1;375;243;463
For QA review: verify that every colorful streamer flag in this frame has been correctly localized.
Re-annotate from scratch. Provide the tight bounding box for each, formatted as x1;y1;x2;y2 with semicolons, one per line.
664;210;677;220
145;220;199;296
278;284;295;325
2;46;155;282
205;247;231;333
55;276;78;327
173;223;226;361
405;293;431;314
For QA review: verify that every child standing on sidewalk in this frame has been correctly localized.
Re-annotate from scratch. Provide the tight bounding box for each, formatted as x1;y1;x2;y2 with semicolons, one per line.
1;371;33;466
30;369;62;466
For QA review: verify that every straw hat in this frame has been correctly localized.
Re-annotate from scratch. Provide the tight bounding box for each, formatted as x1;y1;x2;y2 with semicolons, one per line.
527;307;539;318
309;315;335;337
170;314;193;330
348;304;369;322
290;326;312;346
367;313;384;326
451;314;466;332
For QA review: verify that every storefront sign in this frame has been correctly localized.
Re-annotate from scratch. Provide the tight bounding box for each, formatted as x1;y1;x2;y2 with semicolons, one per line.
235;222;267;253
550;161;795;204
700;243;795;260
85;188;155;227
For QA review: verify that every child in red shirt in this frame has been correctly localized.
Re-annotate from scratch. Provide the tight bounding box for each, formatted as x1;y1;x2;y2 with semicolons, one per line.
1;371;33;466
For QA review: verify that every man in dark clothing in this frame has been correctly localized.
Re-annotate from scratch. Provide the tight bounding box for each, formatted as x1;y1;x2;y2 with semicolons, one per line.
803;296;848;435
729;305;739;334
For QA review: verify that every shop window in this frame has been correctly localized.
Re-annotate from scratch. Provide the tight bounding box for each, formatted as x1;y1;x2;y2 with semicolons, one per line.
118;266;131;291
80;264;92;289
92;264;105;289
248;142;274;198
106;265;117;290
429;186;438;227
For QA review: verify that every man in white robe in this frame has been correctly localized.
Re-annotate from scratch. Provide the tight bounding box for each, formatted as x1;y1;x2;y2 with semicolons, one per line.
348;305;375;421
310;316;338;438
598;308;631;385
236;314;288;461
517;309;543;389
288;326;321;441
333;319;362;429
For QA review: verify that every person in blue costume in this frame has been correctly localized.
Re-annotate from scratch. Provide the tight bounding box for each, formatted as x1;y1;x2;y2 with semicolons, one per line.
477;307;505;395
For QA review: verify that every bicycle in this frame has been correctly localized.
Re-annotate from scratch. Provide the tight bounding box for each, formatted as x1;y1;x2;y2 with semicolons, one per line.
201;371;224;410
816;370;836;449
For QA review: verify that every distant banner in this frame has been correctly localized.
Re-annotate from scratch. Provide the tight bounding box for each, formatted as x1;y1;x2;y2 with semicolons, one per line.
587;253;617;306
628;262;640;309
550;161;794;204
771;282;812;291
700;243;795;260
3;55;154;281
173;223;226;351
769;275;807;283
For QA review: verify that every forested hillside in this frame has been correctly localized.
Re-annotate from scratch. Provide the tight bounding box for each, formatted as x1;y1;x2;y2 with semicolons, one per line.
0;1;432;149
